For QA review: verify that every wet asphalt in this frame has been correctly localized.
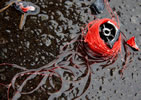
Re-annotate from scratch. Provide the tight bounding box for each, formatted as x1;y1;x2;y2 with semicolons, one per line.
0;0;141;100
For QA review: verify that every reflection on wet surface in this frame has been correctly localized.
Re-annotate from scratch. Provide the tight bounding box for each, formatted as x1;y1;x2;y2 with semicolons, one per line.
0;0;141;100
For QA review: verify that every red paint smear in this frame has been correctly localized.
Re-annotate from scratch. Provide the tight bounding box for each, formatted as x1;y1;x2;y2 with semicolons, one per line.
126;36;139;51
84;18;121;58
